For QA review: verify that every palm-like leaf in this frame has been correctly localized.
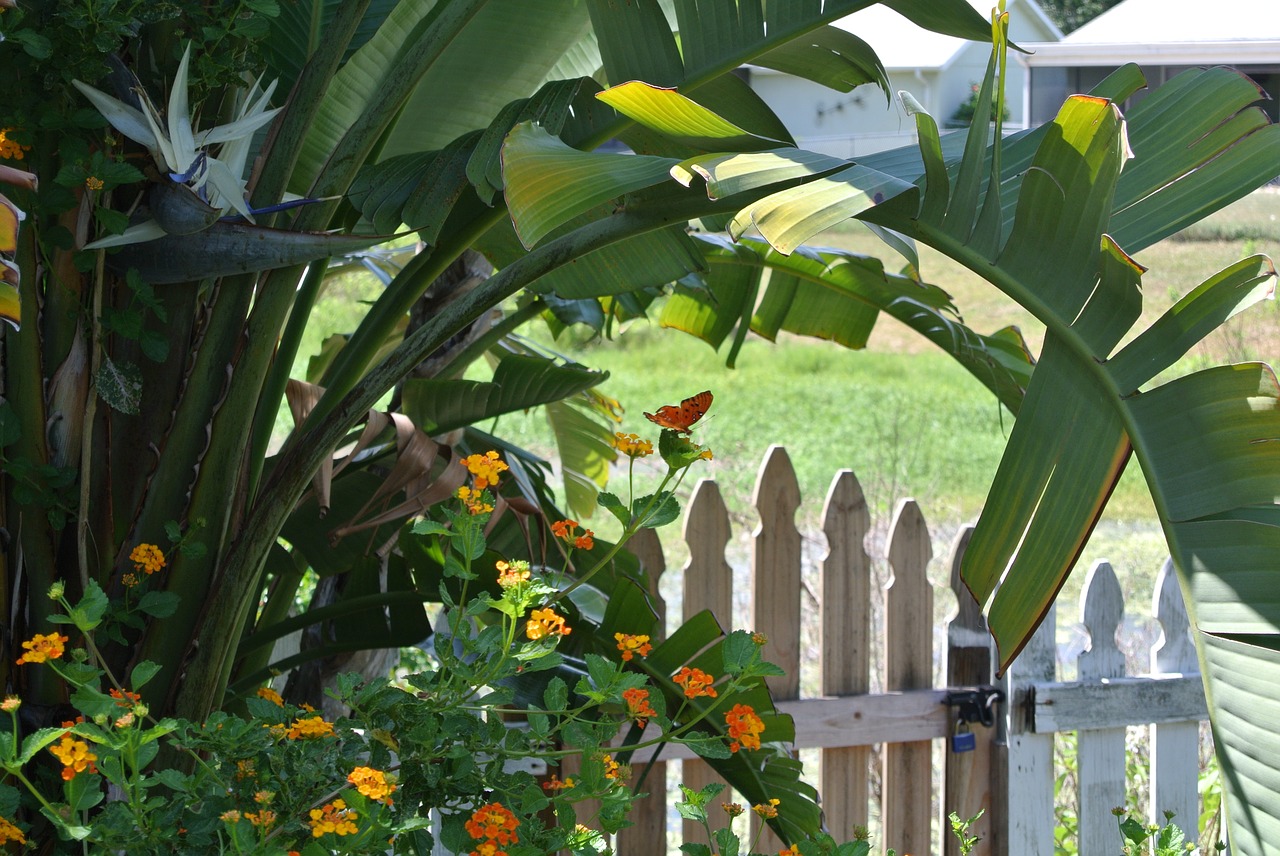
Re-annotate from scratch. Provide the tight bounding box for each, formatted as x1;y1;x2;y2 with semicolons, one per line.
630;17;1280;850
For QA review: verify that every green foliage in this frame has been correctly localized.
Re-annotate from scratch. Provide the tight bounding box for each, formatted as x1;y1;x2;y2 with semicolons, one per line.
0;445;841;851
3;0;1279;850
949;809;986;855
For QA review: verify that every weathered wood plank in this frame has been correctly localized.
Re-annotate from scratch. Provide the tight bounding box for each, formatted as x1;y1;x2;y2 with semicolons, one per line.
820;470;872;840
883;499;934;856
943;526;998;856
628;690;951;762
1149;560;1200;834
1030;675;1207;732
681;478;734;845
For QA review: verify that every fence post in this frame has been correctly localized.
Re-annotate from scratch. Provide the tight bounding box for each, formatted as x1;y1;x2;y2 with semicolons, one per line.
617;528;668;856
944;526;998;855
680;478;734;844
1149;559;1199;834
751;446;802;854
882;499;934;856
1002;601;1057;855
820;470;872;840
1077;561;1127;854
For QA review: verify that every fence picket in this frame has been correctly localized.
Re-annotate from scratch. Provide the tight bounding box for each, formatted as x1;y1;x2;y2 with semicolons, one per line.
882;499;934;855
617;528;668;856
1077;561;1127;855
752;445;803;700
820;470;872;840
595;450;1211;856
1003;602;1057;855
680;478;734;844
751;446;803;853
944;526;997;855
1149;559;1199;835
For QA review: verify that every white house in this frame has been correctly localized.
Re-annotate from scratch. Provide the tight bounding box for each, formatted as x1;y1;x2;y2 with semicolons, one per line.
1021;0;1280;126
746;0;1063;159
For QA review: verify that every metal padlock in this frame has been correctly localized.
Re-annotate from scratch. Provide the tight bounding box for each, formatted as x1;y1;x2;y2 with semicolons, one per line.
951;721;976;753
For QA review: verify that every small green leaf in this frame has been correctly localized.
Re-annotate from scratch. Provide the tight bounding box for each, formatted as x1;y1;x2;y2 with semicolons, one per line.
721;630;757;674
684;734;732;760
714;827;740;856
597;491;630;528
130;661;162;691
94;207;130;236
140;330;169;363
1119;816;1148;844
411;519;451;537
136;590;180;618
18;728;71;765
70;684;116;720
10;30;53;60
584;653;619;693
96;160;145;188
70;579;110;631
96;355;142;415
633;492;680;529
544;677;568;711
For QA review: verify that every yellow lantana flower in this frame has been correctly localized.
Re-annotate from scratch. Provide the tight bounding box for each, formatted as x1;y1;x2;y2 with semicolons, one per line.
16;632;69;665
309;800;358;837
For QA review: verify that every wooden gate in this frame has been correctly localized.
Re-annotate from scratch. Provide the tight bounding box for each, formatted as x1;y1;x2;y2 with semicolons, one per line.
604;445;1212;856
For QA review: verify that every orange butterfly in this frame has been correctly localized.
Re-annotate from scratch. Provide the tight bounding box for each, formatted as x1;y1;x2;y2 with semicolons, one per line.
644;391;713;434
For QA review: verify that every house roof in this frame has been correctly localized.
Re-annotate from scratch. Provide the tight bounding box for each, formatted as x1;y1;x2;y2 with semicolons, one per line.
830;0;1063;71
1023;0;1280;66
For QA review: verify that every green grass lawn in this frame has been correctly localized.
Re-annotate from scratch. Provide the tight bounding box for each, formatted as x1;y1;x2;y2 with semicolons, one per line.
282;192;1278;613
495;191;1278;610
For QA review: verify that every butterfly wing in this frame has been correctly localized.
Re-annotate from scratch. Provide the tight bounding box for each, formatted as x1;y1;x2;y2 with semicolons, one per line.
644;391;713;433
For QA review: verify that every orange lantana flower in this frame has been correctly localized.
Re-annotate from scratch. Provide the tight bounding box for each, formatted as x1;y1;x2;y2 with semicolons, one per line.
49;734;97;780
623;687;657;728
725;702;766;753
614;632;652;662
461;451;508;491
465;802;520;846
348;766;396;804
526;607;570;641
16;632;68;665
672;666;717;699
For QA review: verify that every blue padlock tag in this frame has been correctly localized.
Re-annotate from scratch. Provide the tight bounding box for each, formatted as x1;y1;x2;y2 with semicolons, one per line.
951;730;976;753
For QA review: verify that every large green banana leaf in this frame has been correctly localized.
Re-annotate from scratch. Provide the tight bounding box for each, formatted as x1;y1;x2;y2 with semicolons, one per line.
499;12;1280;851
160;0;1003;781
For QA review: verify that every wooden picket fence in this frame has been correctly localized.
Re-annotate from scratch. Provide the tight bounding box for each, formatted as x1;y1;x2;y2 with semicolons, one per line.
598;445;1213;856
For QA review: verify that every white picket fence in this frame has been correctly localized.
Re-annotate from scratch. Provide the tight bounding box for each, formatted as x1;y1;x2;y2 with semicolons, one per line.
595;446;1216;856
1003;558;1212;855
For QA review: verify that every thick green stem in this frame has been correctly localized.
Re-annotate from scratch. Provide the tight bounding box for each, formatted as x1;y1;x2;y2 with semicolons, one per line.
247;261;328;497
314;211;505;419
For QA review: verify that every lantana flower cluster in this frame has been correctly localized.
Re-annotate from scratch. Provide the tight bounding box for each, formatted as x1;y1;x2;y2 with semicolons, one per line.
466;801;520;856
309;799;358;838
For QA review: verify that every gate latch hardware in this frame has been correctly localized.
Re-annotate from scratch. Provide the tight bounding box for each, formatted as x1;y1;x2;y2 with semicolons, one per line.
942;685;1004;728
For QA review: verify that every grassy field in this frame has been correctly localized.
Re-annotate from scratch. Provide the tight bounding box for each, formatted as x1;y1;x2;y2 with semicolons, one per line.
496;190;1280;617
283;191;1279;624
